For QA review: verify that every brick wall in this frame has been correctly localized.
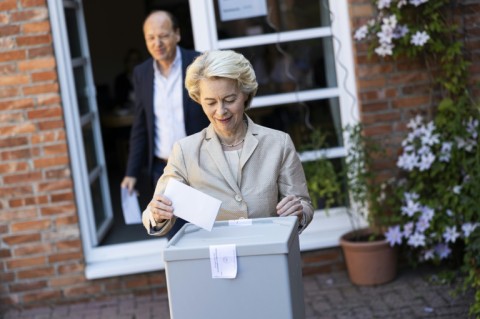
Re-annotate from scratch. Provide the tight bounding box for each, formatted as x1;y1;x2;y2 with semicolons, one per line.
1;0;478;311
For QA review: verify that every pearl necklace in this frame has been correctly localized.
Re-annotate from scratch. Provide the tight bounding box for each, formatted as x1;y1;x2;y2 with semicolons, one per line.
220;139;244;148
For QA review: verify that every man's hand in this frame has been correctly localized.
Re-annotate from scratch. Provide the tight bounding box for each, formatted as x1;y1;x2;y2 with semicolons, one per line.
121;176;137;195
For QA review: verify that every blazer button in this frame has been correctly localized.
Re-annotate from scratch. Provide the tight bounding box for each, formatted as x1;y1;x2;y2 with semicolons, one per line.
235;194;242;202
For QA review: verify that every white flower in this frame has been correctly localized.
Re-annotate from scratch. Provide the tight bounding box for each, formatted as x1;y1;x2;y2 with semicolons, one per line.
402;198;421;217
375;43;394;56
443;226;460;243
435;243;451;259
393;25;409;39
411;31;430;46
439;142;452;162
408;232;426;247
420;206;434;221
377;0;392;9
354;25;369;41
446;209;453;217
397;152;417;171
397;0;408;8
410;0;428;7
416;217;430;232
405;192;419;201
418;152;435;171
385;226;403;246
423;249;435;260
453;185;462;194
377;24;395;44
403;222;414;237
462;223;478;237
407;115;423;130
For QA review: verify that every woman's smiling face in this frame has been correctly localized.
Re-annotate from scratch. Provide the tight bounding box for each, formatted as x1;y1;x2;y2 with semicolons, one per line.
199;77;247;139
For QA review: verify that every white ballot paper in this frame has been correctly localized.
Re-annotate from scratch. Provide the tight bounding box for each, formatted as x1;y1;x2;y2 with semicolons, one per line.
164;179;221;231
209;244;237;279
121;187;142;224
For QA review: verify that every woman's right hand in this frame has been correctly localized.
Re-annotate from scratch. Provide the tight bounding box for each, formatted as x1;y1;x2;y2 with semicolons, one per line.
148;194;174;224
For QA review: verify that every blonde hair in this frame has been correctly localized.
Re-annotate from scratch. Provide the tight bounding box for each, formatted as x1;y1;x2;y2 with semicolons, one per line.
185;50;258;109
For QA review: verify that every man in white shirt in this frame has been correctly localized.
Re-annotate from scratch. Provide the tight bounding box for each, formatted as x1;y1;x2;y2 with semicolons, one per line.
121;10;209;238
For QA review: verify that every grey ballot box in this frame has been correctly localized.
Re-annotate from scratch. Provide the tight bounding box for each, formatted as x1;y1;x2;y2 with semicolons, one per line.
163;216;305;319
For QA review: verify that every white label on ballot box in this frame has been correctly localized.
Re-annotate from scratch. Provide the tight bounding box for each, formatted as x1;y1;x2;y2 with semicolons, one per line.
209;244;237;279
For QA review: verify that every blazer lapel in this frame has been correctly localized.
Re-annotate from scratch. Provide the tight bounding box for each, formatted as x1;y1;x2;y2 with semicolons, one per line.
204;126;241;192
238;116;259;183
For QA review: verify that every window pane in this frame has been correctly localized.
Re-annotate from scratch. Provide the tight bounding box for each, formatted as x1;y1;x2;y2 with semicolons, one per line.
73;66;89;115
64;8;82;59
247;97;343;149
236;37;336;96
82;122;98;172
214;0;330;39
91;177;107;232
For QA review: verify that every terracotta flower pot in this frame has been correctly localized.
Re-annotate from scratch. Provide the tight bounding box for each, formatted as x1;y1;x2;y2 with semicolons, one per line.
340;228;398;286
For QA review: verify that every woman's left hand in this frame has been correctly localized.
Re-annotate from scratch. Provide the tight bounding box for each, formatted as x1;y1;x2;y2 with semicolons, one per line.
276;195;303;219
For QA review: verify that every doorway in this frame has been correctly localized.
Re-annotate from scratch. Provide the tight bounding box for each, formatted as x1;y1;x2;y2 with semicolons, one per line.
82;0;193;245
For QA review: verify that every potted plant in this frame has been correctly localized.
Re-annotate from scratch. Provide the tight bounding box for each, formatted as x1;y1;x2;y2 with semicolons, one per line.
302;124;399;286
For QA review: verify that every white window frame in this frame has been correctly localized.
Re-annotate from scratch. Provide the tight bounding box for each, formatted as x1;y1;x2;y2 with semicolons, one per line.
49;0;362;280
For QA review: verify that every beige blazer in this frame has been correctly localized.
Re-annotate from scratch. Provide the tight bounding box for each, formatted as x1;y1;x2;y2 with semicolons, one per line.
142;116;313;235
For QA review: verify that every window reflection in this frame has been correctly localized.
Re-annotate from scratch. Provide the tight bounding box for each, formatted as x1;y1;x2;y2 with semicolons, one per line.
247;98;343;149
214;0;330;39
236;37;336;96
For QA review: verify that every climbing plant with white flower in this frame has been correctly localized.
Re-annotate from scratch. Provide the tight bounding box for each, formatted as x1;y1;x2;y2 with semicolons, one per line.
384;114;479;262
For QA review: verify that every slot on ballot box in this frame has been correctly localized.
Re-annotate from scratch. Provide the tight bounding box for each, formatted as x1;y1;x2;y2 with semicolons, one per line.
163;216;305;319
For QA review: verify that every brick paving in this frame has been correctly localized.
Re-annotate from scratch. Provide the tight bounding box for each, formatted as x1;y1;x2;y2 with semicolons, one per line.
2;265;474;319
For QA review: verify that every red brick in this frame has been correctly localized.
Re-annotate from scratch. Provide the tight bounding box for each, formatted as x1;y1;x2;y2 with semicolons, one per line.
3;233;41;245
21;0;46;7
37;119;65;131
23;83;58;95
40;203;75;216
43;143;67;155
392;96;430;109
14;243;52;256
31;70;56;82
0;136;28;148
22;20;50;33
17;34;51;46
58;263;84;275
0;50;26;62
33;156;69;168
11;219;51;232
31;130;65;144
362;111;401;125
3;172;42;184
0;63;17;75
49;274;85;287
0;206;38;222
51;192;73;202
0;98;35;111
9;280;47;293
1;147;36;161
0;185;34;198
23;290;61;304
0;24;20;36
37;179;72;192
0;0;17;10
45;167;71;179
55;239;81;251
0;112;25;123
28;45;54;58
0;86;20;99
28;107;62;120
364;124;393;137
64;285;102;298
9;195;48;207
55;214;78;226
0;74;30;86
6;256;46;269
37;94;60;106
0;122;37;135
0;249;12;258
17;57;55;71
11;8;48;23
